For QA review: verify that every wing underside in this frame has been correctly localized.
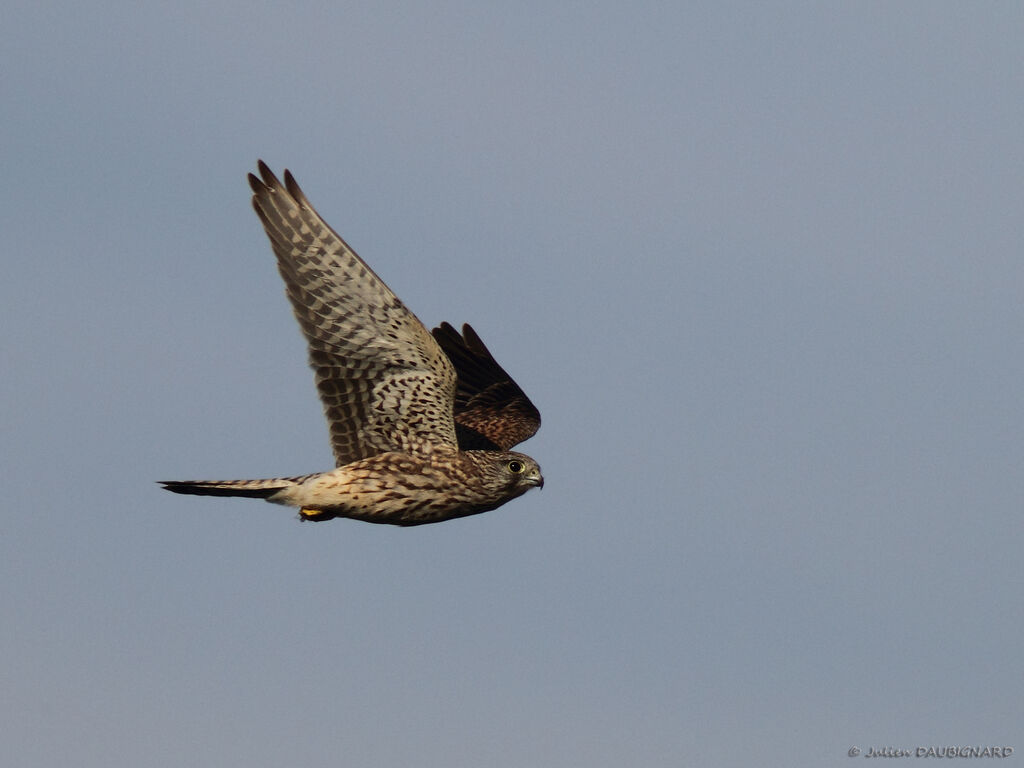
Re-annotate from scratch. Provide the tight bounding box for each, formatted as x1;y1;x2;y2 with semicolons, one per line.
249;162;458;465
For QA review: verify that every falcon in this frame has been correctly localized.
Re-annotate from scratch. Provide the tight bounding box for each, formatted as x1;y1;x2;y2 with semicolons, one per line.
161;162;542;526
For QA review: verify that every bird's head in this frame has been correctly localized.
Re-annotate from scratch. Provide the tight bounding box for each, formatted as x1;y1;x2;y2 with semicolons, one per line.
470;450;544;499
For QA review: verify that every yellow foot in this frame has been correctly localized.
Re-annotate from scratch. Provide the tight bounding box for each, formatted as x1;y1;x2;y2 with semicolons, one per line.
299;507;333;522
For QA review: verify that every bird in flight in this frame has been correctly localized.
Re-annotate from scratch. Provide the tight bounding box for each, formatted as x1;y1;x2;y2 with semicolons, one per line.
161;162;542;526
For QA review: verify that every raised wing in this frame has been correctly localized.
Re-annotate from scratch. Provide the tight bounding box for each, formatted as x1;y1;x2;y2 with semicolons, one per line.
249;162;458;465
431;322;541;451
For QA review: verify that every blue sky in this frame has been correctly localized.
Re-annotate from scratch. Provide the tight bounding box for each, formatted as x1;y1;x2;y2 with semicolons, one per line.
3;2;1022;766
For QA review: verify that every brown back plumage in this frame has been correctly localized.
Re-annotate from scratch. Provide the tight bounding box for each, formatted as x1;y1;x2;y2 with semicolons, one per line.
432;322;541;451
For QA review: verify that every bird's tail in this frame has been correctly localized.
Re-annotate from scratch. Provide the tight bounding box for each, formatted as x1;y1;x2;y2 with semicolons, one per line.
159;475;313;499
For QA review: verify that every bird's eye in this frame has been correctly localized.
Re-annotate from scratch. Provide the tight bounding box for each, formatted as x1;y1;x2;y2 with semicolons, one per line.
507;460;525;474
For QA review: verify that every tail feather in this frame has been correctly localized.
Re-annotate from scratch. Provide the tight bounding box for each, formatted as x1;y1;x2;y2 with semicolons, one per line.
159;475;311;499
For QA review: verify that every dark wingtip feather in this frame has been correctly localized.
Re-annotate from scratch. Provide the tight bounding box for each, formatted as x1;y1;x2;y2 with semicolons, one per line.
460;323;490;355
252;160;283;192
283;169;308;206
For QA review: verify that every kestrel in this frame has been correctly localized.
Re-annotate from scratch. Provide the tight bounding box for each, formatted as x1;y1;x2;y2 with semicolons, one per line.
161;162;542;526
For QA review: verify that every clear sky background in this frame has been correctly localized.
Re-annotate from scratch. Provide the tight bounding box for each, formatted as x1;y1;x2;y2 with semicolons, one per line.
3;2;1022;766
